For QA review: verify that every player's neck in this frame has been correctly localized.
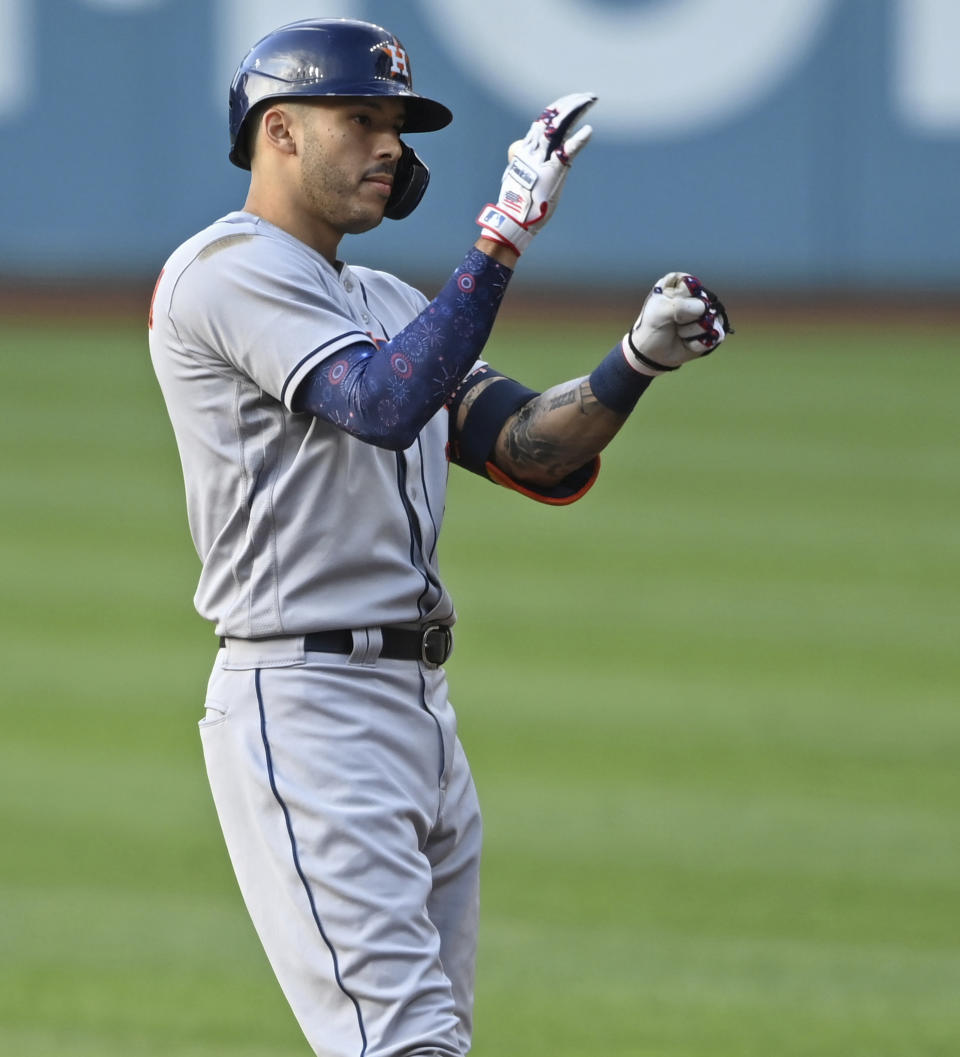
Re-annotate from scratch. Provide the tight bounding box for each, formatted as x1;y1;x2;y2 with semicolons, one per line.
242;187;341;264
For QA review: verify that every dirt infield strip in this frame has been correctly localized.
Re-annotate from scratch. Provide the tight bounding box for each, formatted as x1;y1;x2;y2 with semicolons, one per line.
0;279;956;327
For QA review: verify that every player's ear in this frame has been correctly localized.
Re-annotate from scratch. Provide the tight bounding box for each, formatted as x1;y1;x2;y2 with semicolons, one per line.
259;104;299;160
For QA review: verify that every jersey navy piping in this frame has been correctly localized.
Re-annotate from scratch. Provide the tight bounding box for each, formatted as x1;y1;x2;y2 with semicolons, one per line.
395;449;442;620
356;276;378;325
364;289;449;626
255;668;368;1055
416;439;443;565
280;331;371;408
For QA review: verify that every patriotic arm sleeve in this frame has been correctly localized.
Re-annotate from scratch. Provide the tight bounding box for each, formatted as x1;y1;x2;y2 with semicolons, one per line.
292;248;513;449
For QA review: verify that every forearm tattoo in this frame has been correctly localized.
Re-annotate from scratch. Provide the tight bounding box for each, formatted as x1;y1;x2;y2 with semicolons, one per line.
546;380;595;413
502;379;616;479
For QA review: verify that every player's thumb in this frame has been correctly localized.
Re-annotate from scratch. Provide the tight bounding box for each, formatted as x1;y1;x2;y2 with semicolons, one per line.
671;297;708;325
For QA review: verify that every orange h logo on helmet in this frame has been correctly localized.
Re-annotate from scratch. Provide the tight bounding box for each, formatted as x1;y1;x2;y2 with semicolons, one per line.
381;43;410;81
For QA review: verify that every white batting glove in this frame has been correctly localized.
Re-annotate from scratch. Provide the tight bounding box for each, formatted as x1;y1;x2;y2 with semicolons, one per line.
477;92;596;255
623;273;733;375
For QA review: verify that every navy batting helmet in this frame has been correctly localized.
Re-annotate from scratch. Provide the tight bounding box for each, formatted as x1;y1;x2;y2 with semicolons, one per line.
228;18;452;168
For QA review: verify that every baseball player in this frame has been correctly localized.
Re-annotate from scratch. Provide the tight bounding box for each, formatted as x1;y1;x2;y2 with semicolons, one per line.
148;17;730;1057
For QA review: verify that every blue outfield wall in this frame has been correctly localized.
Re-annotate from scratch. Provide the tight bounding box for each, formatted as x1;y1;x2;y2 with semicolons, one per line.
1;0;958;291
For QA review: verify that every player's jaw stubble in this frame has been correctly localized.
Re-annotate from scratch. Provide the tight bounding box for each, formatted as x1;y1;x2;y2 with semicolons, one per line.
298;136;389;237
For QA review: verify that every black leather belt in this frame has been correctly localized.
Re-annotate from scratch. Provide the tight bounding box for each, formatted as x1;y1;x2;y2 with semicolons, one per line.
218;625;453;666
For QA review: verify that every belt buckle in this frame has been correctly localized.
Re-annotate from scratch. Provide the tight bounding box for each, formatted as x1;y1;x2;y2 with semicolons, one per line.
420;624;453;667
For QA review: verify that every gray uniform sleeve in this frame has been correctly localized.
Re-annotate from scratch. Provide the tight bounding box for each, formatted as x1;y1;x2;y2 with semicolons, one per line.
166;230;372;408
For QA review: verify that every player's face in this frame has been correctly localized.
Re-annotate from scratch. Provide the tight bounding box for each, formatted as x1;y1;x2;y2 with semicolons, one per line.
297;98;406;235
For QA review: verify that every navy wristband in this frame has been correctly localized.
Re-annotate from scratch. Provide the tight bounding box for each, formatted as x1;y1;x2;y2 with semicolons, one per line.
588;343;654;414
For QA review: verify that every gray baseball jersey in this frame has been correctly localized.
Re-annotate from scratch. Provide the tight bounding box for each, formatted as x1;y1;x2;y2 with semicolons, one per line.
149;211;462;638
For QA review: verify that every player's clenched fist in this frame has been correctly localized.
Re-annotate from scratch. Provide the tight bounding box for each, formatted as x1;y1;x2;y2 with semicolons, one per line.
477;92;596;255
623;272;733;375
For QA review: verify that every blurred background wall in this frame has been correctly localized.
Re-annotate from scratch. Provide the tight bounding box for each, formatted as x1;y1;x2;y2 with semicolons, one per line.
1;0;958;292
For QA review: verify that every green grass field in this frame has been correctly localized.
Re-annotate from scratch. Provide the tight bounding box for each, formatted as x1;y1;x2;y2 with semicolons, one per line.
1;306;957;1056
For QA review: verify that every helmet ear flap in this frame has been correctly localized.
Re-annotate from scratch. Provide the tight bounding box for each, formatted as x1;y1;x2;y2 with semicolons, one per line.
385;143;430;220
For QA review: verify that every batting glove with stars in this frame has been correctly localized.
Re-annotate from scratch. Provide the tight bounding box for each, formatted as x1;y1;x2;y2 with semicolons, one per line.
623;272;733;375
477;92;596;256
